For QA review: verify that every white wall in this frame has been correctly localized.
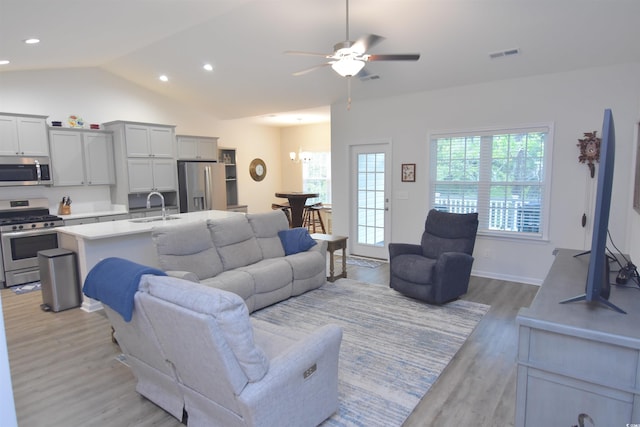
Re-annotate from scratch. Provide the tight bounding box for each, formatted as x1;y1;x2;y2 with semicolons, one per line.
0;67;282;213
331;62;640;284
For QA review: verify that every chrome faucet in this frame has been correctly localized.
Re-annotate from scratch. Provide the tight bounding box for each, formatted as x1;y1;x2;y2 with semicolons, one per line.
146;191;166;220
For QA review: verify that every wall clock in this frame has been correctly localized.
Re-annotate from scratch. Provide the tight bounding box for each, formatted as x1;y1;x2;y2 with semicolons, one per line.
249;158;267;181
577;131;600;178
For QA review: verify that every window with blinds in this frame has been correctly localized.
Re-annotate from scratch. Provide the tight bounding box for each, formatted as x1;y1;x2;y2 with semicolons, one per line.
303;152;332;204
430;124;552;239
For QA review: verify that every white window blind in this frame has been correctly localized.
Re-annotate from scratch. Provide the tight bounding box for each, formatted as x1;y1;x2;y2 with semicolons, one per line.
303;152;332;204
430;124;552;239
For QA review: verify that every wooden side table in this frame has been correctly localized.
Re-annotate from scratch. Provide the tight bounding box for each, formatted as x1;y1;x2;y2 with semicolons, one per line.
311;233;348;282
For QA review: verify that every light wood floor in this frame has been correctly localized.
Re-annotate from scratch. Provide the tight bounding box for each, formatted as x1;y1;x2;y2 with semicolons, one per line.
2;262;538;427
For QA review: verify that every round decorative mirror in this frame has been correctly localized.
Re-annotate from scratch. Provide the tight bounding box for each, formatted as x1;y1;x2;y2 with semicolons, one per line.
249;158;267;181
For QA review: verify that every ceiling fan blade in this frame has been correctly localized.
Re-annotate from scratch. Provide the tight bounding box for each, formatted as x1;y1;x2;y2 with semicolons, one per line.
366;53;420;61
351;34;385;54
284;50;331;58
292;63;332;76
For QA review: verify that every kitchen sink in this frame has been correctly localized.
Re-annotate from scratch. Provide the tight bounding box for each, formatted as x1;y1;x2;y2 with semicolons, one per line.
129;215;180;223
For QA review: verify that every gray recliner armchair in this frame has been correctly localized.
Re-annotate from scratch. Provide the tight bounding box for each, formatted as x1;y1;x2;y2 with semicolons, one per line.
389;209;479;304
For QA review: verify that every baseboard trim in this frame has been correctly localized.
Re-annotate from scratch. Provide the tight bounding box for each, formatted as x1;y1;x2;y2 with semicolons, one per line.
472;269;542;286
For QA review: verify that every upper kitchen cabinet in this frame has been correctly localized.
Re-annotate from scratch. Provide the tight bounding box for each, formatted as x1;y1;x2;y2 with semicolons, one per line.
177;135;218;160
127;158;176;192
123;123;175;158
104;120;178;211
0;113;49;156
49;128;115;186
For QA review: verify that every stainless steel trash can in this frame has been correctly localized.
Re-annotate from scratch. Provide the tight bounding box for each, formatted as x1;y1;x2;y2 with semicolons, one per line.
38;248;80;312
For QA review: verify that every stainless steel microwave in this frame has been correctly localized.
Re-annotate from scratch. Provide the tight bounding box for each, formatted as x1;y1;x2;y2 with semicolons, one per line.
0;156;52;186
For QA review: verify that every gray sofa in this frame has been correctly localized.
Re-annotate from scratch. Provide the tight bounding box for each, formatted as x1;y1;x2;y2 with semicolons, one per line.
96;211;337;424
151;210;328;312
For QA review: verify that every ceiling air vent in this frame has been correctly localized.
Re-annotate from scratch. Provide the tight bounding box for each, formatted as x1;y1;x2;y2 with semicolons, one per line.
360;74;380;82
489;48;520;59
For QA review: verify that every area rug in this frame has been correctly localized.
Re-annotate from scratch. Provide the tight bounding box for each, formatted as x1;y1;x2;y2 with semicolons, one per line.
11;282;41;294
337;256;386;268
251;279;489;427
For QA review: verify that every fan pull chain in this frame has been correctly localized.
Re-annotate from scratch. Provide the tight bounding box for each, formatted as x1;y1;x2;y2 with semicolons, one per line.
347;77;352;110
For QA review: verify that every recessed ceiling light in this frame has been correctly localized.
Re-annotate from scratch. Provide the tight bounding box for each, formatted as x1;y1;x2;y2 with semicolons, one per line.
203;63;214;72
159;75;169;82
24;38;40;45
0;60;10;65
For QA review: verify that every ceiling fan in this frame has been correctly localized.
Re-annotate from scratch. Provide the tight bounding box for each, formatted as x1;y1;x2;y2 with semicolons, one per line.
285;0;421;79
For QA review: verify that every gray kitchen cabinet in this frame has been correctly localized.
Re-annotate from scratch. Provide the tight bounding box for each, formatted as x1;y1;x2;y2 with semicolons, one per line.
49;129;84;185
127;158;176;192
49;128;115;186
177;135;218;160
98;214;129;222
0;113;49;156
63;217;99;226
103;120;178;211
124;123;174;158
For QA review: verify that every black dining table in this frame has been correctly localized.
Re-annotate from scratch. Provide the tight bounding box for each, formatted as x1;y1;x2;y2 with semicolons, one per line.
275;191;319;228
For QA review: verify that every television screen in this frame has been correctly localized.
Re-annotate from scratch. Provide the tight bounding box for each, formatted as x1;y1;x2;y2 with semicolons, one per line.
561;109;625;314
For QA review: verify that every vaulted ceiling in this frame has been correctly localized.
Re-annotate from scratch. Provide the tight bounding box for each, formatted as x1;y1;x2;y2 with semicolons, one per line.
1;0;640;124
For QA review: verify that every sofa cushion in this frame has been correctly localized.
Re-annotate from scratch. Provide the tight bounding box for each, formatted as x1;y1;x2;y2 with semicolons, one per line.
390;254;436;284
278;227;317;255
152;222;224;280
247;211;289;259
202;270;256;313
207;216;263;270
140;275;269;382
239;258;293;294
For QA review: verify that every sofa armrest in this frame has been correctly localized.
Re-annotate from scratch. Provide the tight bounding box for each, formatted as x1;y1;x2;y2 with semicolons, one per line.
239;324;342;425
432;252;474;304
309;239;327;255
165;270;200;283
388;242;422;260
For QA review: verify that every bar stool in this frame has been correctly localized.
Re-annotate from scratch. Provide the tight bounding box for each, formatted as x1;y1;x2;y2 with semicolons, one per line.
303;203;326;233
271;203;292;227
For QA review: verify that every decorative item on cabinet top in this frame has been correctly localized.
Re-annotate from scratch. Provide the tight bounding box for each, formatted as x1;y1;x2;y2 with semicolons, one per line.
68;115;84;128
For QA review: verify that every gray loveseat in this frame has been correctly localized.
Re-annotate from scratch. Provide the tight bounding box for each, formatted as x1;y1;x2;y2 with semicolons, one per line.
151;210;328;312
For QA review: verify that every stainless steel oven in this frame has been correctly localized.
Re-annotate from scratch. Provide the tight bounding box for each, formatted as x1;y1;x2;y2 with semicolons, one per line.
0;198;63;287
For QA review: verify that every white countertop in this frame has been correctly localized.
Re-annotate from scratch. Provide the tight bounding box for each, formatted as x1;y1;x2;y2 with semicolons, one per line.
57;206;129;220
56;210;242;240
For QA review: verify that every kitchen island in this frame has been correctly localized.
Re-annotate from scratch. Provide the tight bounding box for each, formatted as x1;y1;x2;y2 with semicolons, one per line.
57;210;242;312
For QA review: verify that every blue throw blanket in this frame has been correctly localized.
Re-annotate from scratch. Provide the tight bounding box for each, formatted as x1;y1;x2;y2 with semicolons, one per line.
83;257;166;322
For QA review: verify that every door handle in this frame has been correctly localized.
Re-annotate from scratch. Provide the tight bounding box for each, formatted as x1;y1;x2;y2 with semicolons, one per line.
204;166;211;210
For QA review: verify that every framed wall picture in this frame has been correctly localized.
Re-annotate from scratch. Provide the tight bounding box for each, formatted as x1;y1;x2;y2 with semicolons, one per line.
402;163;416;182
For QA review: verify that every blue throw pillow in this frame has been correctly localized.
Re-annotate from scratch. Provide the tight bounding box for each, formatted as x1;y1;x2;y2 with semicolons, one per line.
278;227;317;255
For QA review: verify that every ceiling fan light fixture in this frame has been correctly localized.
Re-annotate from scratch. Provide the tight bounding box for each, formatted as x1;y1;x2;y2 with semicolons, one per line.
331;57;365;77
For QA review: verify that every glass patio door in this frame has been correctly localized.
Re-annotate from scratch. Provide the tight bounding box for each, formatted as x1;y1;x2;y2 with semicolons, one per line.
349;143;391;259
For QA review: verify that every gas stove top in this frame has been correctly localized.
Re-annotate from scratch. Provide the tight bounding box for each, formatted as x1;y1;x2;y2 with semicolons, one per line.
0;198;63;232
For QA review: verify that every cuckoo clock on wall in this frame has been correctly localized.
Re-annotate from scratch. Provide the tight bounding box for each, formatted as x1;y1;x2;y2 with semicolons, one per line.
577;130;601;178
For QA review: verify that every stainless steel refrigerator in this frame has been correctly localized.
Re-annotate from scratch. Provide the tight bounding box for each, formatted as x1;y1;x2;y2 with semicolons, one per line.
177;161;227;212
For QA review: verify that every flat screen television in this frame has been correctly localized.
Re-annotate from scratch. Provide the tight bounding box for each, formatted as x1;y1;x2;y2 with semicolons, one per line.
561;108;625;314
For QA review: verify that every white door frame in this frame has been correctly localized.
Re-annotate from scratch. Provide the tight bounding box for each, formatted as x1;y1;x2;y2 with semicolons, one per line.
348;140;392;260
